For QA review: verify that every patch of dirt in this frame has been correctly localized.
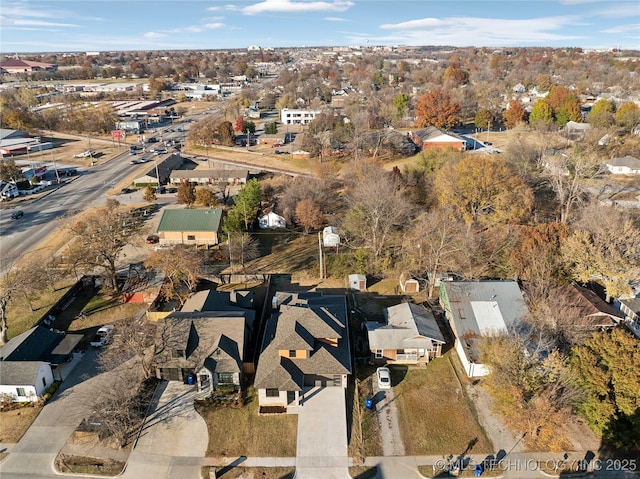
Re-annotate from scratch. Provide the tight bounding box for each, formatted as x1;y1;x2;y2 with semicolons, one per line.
465;382;523;453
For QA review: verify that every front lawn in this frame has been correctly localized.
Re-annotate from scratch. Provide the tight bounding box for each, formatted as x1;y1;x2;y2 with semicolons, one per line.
195;385;297;457
393;352;493;456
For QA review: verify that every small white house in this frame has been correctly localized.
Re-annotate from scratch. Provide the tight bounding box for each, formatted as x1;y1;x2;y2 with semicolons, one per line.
605;156;640;175
0;361;54;403
259;212;286;229
323;226;340;248
349;274;367;291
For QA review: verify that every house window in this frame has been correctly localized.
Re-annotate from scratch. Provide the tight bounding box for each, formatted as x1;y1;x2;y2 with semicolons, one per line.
171;349;185;358
187;235;195;241
218;372;234;384
16;387;26;397
265;388;280;397
289;350;297;358
42;377;47;387
375;349;383;359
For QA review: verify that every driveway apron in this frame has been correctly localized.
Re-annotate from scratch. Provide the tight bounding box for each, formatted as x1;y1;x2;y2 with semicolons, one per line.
295;386;350;479
122;381;208;479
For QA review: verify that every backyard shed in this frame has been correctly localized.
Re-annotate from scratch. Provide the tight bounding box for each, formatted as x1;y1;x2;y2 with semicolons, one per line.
349;274;366;291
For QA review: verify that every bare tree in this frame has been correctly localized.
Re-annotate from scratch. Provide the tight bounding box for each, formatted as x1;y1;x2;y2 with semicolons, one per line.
403;209;468;297
542;150;601;223
228;233;260;274
62;200;145;292
145;246;203;307
342;162;410;258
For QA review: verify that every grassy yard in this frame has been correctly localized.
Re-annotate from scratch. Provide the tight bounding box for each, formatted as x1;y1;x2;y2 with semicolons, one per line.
0;403;43;443
195;385;297;457
392;351;493;456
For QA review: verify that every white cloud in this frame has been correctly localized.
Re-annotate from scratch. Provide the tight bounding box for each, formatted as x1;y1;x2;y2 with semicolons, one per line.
144;32;167;39
206;6;222;11
242;0;354;15
375;15;584;46
324;16;348;22
592;3;640;18
601;23;640;34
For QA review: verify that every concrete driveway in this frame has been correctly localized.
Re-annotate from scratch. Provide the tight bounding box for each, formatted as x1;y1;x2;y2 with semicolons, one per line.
122;381;208;479
0;349;100;479
294;386;350;479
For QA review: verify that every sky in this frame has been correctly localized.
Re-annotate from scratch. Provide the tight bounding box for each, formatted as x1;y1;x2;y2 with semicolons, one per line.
1;0;639;53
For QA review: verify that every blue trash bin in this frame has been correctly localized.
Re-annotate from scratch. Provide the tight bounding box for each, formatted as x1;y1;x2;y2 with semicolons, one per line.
187;374;195;385
365;398;373;410
474;464;483;476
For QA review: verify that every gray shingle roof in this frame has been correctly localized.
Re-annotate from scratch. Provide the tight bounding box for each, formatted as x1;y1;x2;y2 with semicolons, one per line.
0;361;46;386
157;208;222;233
254;292;351;391
154;312;246;374
367;302;445;350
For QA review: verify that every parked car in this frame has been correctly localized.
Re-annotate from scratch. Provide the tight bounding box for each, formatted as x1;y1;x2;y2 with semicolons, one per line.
90;324;114;347
146;234;159;244
376;367;391;389
147;137;158;143
10;210;24;219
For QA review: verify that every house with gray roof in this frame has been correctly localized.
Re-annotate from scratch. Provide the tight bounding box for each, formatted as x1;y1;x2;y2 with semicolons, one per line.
153;311;247;393
0;326;83;402
366;302;445;365
439;281;528;377
605;156;640;175
156;208;223;247
254;292;351;413
133;154;197;186
408;127;466;152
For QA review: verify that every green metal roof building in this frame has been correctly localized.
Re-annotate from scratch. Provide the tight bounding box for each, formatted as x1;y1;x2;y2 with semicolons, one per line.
156;208;223;247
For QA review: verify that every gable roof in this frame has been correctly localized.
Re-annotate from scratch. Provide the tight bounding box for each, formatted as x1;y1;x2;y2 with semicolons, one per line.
0;361;47;386
141;154;197;182
606;156;640;169
254;292;351;390
440;281;528;362
411;127;465;143
157;208;223;233
154;311;246;373
367;302;445;350
0;326;62;361
554;283;624;327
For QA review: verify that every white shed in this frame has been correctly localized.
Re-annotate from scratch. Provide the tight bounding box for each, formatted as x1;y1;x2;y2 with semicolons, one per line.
259;212;286;229
349;274;367;291
323;226;340;248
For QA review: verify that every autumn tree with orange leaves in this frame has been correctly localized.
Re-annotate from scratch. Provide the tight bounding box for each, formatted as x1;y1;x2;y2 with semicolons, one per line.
415;88;461;129
502;100;526;128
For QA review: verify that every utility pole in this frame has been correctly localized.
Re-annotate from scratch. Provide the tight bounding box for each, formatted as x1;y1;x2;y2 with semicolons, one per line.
486;121;490;144
318;232;324;279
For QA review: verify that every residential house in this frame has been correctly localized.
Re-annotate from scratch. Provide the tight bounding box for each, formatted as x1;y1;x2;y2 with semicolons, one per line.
409;127;466;152
605;156;640;175
254;292;351;413
154;311;247;393
258;211;286;229
169;169;249;186
439;281;528;377
156;208;223;247
133;154;197;186
366;302;445;365
0;326;83;402
554;283;624;331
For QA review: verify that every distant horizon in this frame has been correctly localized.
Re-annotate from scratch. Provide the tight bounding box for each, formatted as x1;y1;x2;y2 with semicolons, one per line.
3;44;640;58
1;0;639;54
